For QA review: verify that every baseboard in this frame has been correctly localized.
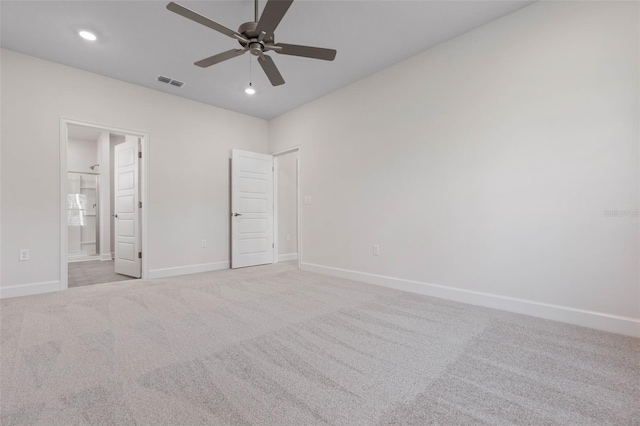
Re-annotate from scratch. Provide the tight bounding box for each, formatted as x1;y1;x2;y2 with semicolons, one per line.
148;261;230;279
0;280;60;299
279;253;299;262
100;253;112;261
301;263;640;338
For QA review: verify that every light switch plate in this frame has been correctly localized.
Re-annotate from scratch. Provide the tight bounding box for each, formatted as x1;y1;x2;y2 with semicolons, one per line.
19;249;30;261
303;196;312;205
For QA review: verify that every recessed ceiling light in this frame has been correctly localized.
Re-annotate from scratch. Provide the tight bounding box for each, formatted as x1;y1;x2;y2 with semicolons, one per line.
245;84;255;95
79;31;97;41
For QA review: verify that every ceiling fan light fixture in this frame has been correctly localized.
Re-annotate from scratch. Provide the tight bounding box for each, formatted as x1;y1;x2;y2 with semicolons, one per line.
78;30;97;41
166;0;337;88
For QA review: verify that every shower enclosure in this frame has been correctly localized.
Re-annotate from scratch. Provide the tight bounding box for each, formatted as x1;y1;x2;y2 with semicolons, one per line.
67;172;100;259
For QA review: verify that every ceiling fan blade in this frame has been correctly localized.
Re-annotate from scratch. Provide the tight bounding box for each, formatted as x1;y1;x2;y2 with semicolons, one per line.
194;49;247;68
258;54;285;86
255;0;293;36
273;43;336;61
167;2;245;41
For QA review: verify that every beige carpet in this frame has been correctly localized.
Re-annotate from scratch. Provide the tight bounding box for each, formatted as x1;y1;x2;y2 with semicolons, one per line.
1;262;638;425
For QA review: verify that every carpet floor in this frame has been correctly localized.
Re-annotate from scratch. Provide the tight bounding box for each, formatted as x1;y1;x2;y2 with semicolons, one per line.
1;263;638;425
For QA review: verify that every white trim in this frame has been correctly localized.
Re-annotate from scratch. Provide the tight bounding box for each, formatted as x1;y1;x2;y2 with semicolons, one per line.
60;121;68;291
271;146;301;269
60;118;150;294
100;253;112;261
0;281;60;299
271;146;301;157
148;261;230;279
301;262;640;338
279;253;299;262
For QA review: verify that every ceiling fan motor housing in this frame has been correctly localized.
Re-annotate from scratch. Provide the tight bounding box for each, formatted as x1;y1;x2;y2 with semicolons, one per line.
238;22;274;55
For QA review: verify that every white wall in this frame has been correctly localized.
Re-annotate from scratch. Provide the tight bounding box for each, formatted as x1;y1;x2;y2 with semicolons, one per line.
269;1;640;335
67;137;97;173
1;49;268;294
277;152;298;259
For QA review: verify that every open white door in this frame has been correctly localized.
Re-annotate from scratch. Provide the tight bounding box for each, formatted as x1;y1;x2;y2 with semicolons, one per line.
114;136;141;278
231;149;274;268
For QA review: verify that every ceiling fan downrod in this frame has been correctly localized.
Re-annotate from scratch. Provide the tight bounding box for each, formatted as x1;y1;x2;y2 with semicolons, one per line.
255;0;258;23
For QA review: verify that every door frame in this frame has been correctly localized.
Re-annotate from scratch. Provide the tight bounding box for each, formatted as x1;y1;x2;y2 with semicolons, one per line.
271;146;301;269
59;118;150;290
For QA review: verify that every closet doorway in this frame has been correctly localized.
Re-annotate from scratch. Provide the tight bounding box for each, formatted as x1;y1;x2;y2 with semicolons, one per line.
60;119;149;289
273;147;300;267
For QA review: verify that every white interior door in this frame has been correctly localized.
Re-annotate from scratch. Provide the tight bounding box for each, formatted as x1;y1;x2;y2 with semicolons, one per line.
114;136;141;278
231;149;274;268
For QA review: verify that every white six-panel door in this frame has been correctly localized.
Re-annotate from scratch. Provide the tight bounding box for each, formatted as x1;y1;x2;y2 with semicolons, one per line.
231;149;274;268
114;136;141;278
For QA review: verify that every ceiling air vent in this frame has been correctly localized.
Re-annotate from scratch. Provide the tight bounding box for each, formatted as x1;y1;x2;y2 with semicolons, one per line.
156;75;185;88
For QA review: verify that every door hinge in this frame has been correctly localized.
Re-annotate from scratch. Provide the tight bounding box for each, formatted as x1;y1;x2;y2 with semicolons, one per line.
138;151;142;159
272;243;274;248
138;252;142;259
138;201;142;208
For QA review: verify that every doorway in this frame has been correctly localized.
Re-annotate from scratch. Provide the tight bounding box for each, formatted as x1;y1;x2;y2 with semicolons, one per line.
60;119;149;289
230;147;301;269
273;148;300;267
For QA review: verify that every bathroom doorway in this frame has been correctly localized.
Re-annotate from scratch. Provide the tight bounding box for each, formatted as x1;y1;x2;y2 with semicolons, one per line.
61;120;149;289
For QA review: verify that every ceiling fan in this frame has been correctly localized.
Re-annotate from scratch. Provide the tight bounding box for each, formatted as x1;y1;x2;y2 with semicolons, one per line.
166;0;337;87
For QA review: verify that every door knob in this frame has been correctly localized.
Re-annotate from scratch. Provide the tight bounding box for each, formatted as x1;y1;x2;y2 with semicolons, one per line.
114;214;118;218
233;212;242;217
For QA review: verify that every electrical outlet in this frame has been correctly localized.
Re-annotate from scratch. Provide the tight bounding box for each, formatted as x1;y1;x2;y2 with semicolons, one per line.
303;196;312;205
286;234;291;242
19;249;30;261
201;239;207;248
373;245;380;256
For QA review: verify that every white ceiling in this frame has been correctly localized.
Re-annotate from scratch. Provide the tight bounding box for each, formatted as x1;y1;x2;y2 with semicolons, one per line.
1;0;534;120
